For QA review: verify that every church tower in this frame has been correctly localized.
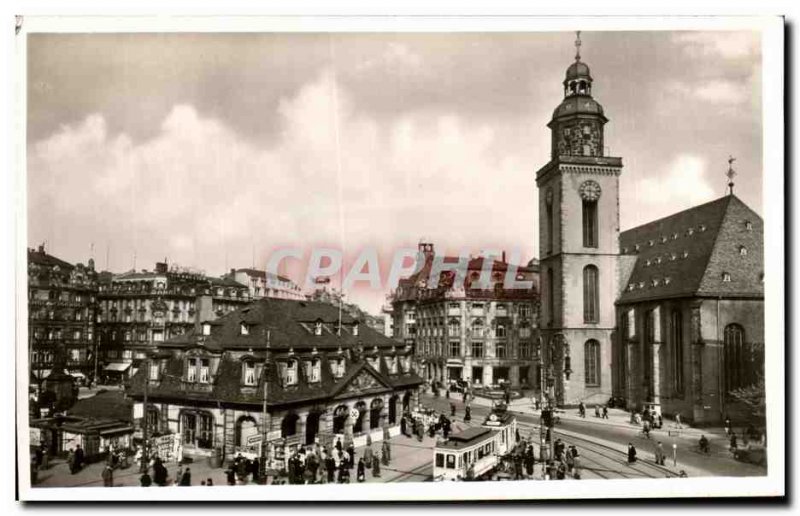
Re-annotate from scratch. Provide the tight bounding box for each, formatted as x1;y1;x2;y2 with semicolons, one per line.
536;33;622;406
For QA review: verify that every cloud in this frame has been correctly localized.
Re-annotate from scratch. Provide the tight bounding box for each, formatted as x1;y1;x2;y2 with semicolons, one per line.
622;154;716;228
666;79;750;105
672;32;760;60
28;70;541;311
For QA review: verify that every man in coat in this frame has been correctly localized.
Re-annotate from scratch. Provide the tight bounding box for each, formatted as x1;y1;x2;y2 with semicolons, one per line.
382;439;391;465
102;465;114;487
180;467;192;486
627;443;637;464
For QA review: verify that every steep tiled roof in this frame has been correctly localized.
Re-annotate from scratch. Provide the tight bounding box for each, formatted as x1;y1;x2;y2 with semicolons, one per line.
618;195;763;303
127;298;422;408
68;390;133;422
27;248;75;270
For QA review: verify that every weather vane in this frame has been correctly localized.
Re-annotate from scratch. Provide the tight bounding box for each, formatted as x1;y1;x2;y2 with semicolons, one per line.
575;30;582;61
726;155;737;195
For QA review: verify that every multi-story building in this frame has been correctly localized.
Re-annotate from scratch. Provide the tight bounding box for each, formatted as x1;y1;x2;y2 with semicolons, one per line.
391;243;540;389
27;245;98;386
96;262;250;380
534;35;764;423
223;268;305;301
126;298;423;463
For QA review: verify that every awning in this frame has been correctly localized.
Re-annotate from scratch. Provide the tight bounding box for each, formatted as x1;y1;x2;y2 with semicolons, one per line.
103;362;131;372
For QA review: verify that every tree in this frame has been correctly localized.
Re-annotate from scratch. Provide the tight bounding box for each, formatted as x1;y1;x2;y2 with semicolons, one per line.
727;373;766;423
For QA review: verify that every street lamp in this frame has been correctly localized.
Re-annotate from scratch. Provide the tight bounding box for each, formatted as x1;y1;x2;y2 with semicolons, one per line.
259;328;272;484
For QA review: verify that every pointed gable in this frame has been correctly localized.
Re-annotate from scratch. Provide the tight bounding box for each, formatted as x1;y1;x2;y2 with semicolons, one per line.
330;361;392;399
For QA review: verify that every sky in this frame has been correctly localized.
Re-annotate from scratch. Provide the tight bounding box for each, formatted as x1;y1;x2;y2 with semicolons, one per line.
26;30;763;313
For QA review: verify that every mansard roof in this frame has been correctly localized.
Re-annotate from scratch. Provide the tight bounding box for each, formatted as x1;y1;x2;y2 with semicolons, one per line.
618;195;763;303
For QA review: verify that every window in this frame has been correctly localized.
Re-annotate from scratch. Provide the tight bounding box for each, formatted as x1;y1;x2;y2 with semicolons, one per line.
496;324;506;338
449;341;460;358
181;411;214;449
496;341;507;359
471;341;484;358
518;304;531;319
722;272;732;282
671;310;684;394
309;358;321;382
153;330;164;342
446;454;456;469
73;330;81;340
187;358;197;382
332;358;345;378
739;246;748;256
243;361;256;386
353;324;359;336
520;326;532;339
583;265;600;323
471;319;484;337
724;324;755;392
546;201;554;254
314;322;323;336
240;323;249;336
149;362;160;381
520;341;532;359
584;340;601;386
547;268;555;326
745;221;753;231
199;359;210;383
448;319;460;337
582;199;598;247
284;360;298;386
435;453;444;468
202;323;211;336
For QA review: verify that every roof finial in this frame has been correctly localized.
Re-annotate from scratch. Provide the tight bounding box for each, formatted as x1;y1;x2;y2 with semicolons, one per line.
726;155;737;195
575;30;582;61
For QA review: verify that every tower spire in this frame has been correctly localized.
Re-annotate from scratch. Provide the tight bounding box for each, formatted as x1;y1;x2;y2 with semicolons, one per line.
726;155;737;195
575;30;582;61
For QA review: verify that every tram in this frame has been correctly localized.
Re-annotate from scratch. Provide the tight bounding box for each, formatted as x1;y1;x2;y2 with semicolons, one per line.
433;409;518;481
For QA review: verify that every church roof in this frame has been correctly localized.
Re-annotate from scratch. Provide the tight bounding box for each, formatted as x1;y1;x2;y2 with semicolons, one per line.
551;94;606;122
565;60;592;81
618;195;763;303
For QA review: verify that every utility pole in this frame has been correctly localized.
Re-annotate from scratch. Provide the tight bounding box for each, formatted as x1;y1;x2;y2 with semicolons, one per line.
259;328;272;484
140;355;149;473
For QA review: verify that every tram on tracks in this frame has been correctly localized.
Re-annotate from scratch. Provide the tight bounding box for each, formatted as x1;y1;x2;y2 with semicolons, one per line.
433;408;518;481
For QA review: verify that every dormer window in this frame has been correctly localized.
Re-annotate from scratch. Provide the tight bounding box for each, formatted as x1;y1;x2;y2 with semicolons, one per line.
739;246;748;256
332;357;345;378
202;323;211;336
687;227;695;236
682;251;689;259
283;360;298;386
243;361;256;386
314;322;323;336
199;358;210;383
308;358;321;383
353;324;359;337
722;272;732;283
745;221;753;231
699;224;706;232
187;358;197;382
664;277;672;285
240;323;249;336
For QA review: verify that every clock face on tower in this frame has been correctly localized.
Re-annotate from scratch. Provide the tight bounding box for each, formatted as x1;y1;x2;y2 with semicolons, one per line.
579;180;602;201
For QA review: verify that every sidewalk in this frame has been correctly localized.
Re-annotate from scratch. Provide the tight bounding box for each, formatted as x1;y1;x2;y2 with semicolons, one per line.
33;432;436;488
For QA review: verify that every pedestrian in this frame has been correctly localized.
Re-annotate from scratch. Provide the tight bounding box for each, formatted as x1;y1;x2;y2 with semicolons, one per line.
207;478;213;486
346;442;356;468
34;446;43;468
730;432;738;452
335;437;343;453
140;471;152;487
371;453;381;478
67;448;76;474
363;444;373;466
675;412;683;429
382;439;391;465
175;466;183;485
595;404;601;418
655;441;665;465
578;401;585;418
627;443;637;464
357;458;366;482
180;467;192;486
102;465;114;487
450;402;456;417
40;446;49;470
326;455;336;483
74;444;85;472
565;449;574;473
698;434;710;454
515;428;521;444
227;468;236;486
642;419;651;439
201;481;206;486
602;405;609;419
464;406;471;422
236;455;247;482
657;413;663;429
724;417;732;436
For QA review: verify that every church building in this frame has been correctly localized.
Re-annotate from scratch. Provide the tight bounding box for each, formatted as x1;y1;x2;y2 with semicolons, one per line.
535;34;764;425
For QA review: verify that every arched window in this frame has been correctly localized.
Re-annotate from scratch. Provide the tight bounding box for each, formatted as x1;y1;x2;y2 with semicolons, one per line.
583;265;599;323
181;410;214;449
353;401;367;434
235;416;258;447
370;398;384;429
546;202;554;254
332;405;349;434
448;319;460;337
724;324;750;392
496;324;506;338
584;340;601;386
671;310;684;394
547;268;555;326
583;199;598;247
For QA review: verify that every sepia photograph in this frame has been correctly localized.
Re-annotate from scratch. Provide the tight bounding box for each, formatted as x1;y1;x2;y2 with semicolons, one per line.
14;15;784;501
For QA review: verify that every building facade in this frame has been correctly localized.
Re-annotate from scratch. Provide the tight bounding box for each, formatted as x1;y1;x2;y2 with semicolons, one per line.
27;245;98;385
391;243;540;389
224;268;305;301
614;195;764;424
126;298;423;463
96;262;250;380
535;46;622;406
534;37;765;423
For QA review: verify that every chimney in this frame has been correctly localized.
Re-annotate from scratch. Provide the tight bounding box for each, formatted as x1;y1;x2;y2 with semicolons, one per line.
155;262;168;274
502;251;506;263
38;244;45;254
